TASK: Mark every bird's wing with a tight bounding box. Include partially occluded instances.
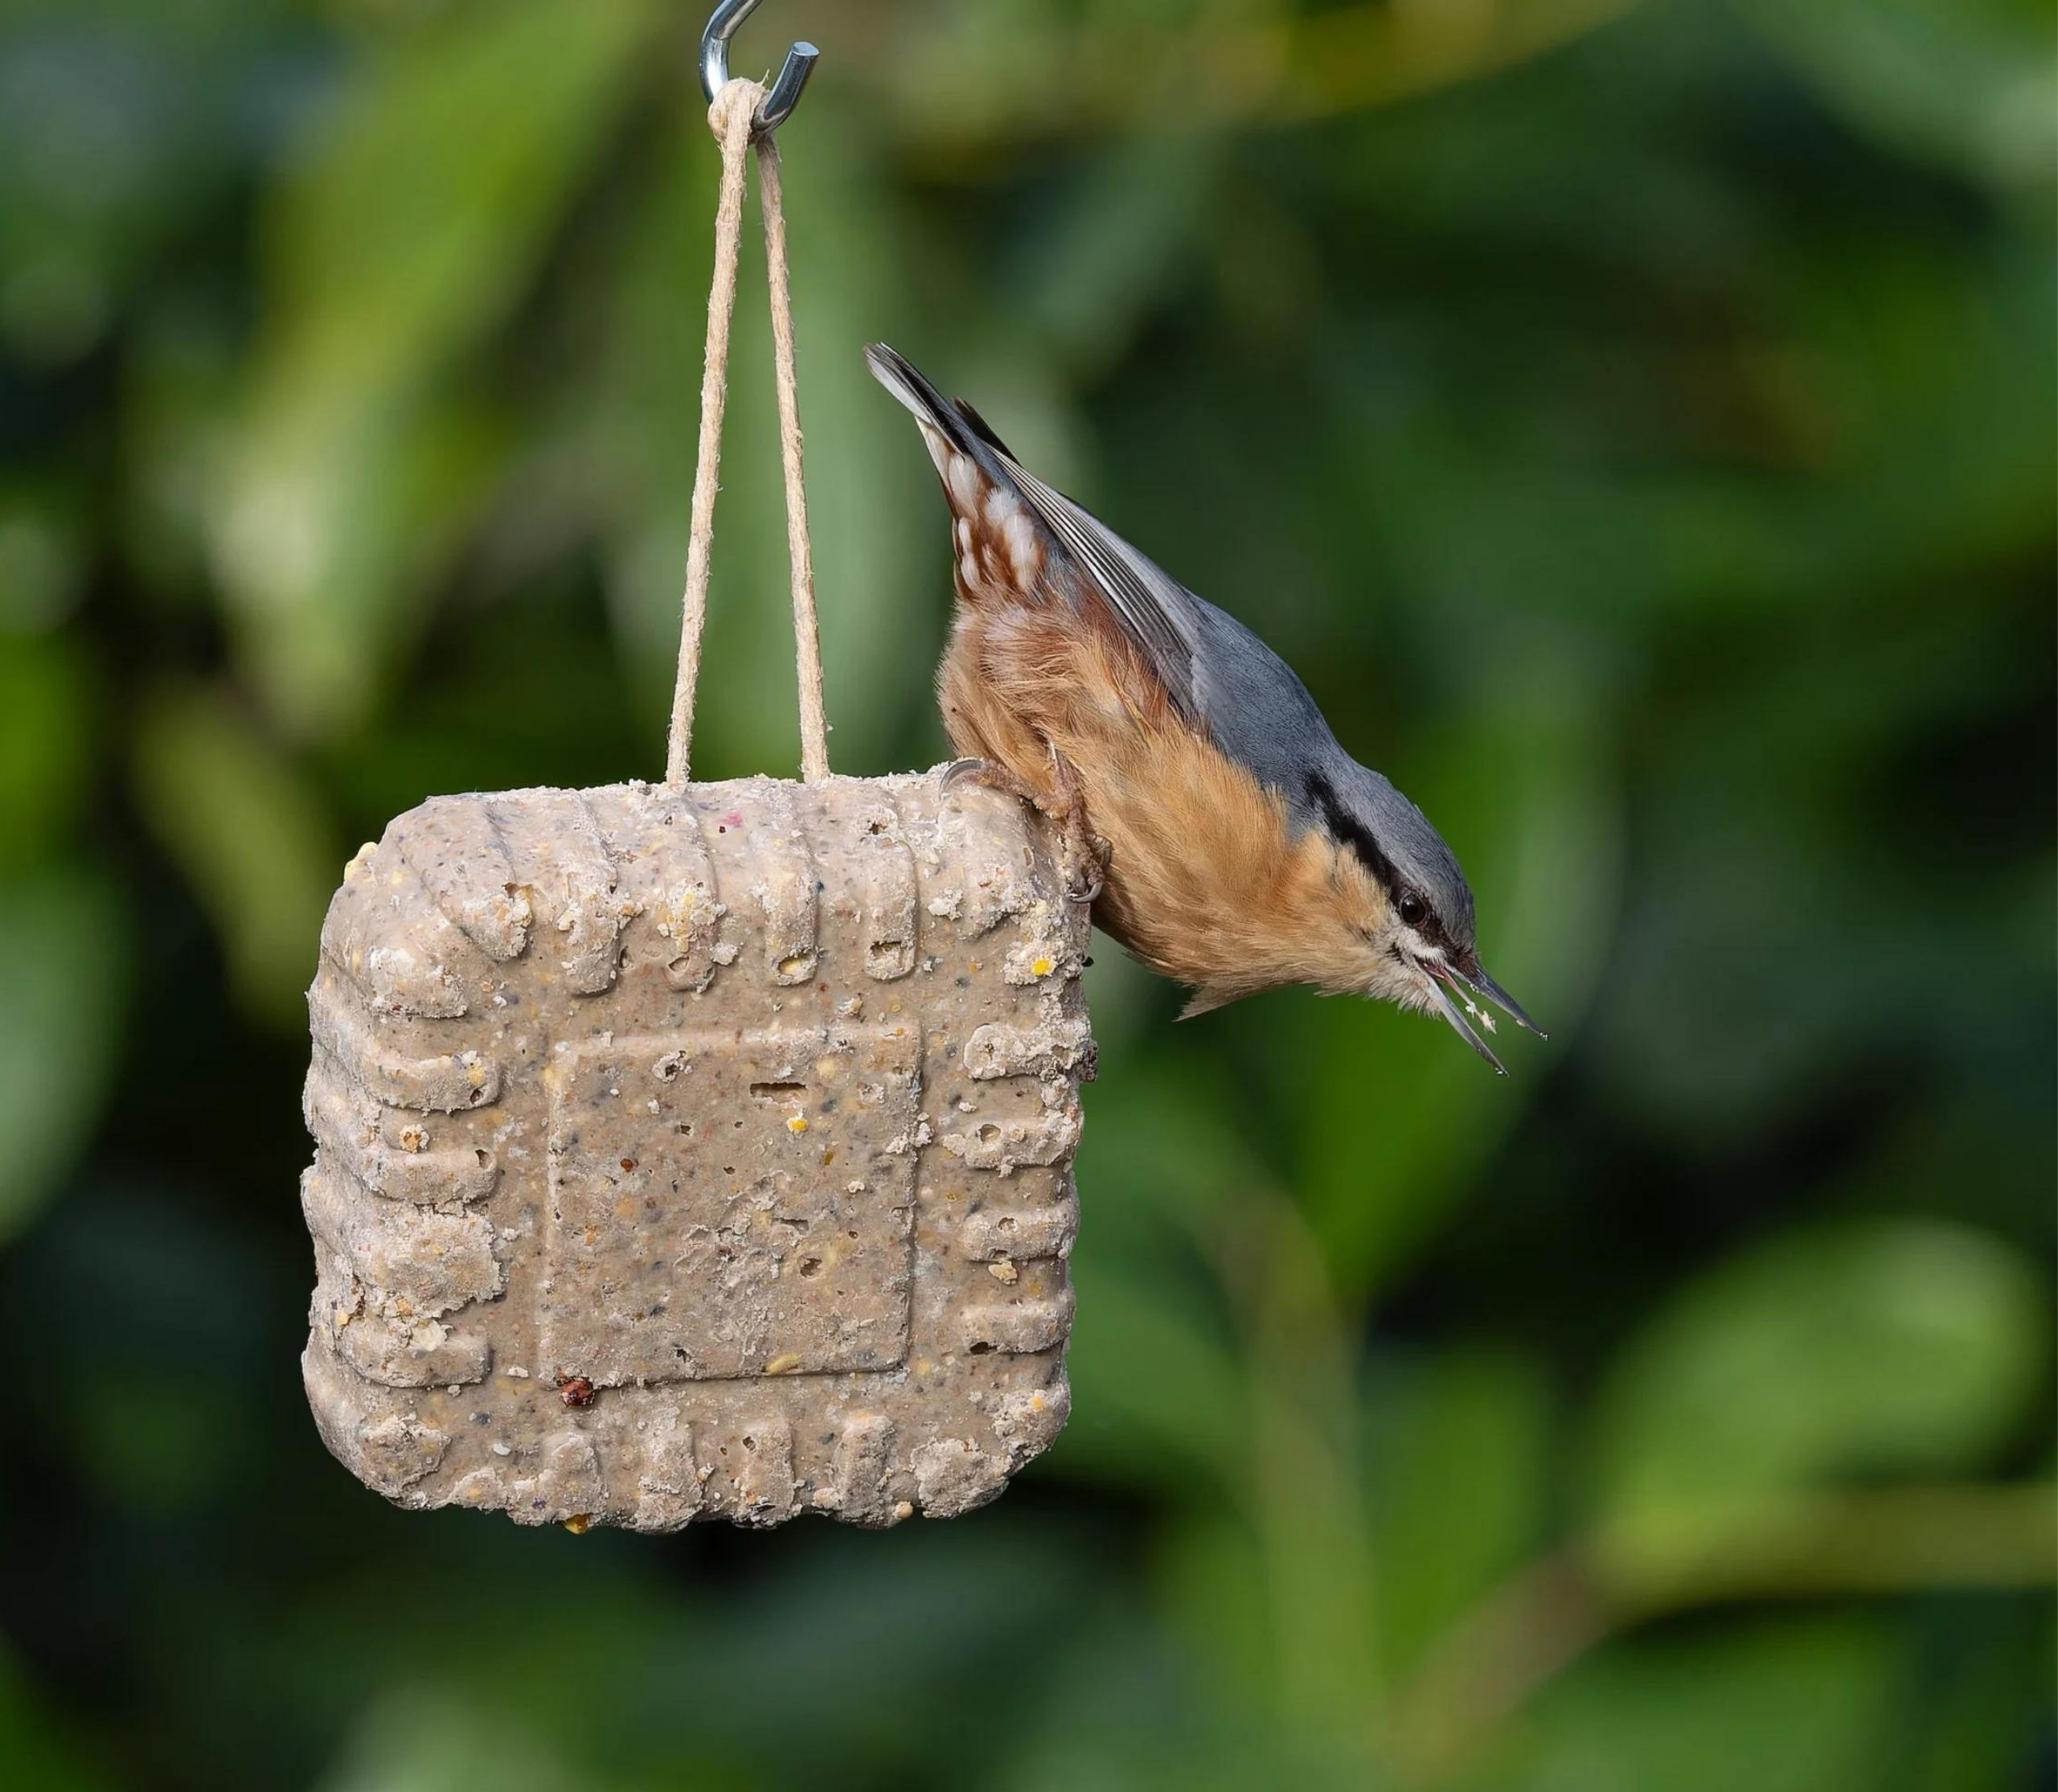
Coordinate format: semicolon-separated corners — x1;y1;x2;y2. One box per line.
867;345;1204;721
987;451;1204;724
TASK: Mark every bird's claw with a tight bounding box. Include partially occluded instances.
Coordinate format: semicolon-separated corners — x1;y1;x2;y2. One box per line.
941;756;1040;806
1068;830;1111;904
1043;746;1108;907
941;752;1105;906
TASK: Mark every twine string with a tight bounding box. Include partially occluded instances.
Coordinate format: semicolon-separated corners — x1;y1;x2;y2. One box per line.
665;78;830;786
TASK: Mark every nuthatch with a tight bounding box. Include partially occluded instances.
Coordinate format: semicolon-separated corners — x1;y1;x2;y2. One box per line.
867;345;1542;1072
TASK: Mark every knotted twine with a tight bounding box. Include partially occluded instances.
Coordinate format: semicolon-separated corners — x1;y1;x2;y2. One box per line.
665;77;829;787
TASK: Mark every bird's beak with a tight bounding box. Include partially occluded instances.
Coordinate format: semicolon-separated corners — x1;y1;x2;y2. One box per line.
1423;969;1506;1074
1419;957;1547;1075
1457;962;1546;1040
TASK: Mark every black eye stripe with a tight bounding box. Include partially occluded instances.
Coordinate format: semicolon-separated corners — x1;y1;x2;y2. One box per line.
1306;770;1451;943
1306;771;1408;902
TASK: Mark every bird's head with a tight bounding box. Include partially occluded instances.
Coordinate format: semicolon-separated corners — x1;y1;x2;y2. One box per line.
1305;763;1543;1073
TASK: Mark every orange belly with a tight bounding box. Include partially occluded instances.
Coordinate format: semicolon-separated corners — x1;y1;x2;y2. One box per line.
936;602;1384;1007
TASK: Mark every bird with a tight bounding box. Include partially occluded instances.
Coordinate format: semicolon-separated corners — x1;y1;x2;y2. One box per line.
865;343;1540;1072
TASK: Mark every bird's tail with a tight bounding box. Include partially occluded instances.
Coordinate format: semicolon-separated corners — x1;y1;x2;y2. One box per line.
863;342;1018;479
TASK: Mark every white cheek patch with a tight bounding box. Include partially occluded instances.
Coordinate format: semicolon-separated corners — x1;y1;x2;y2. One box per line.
1397;978;1440;1018
1365;933;1469;1024
1363;951;1433;1015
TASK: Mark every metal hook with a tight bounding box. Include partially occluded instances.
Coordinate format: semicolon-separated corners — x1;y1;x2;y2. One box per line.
700;0;818;140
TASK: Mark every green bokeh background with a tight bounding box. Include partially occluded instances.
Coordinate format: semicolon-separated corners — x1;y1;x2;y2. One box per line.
1;1;2052;1787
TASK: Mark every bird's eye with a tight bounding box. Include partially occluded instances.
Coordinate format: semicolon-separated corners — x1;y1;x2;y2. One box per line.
1398;892;1427;928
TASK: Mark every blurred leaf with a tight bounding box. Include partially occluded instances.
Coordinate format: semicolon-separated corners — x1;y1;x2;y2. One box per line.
1240;1214;1385;1745
1013;131;1223;375
0;867;125;1241
1295;670;1622;1295
1063;1253;1250;1494
69;1371;241;1516
212;0;659;736
129;679;338;1026
1058;1060;1261;1493
0;5;264;370
1366;1351;1553;1679
1071;1058;1384;1741
1322;128;2054;642
886;0;1643;153
0;483;87;631
120;289;240;608
1586;1220;2048;1581
1893;1603;2056;1792
1156;1509;1281;1729
1497;1615;1900;1792
280;1522;1108;1790
0;1645;112;1792
1736;0;2056;191
318;1688;599;1792
0;629;91;871
996;1585;1370;1792
21;1183;278;1536
1593;814;2055;1142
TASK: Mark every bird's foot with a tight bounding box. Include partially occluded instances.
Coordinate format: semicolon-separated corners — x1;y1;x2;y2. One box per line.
1045;745;1108;905
941;754;1106;905
940;757;1041;806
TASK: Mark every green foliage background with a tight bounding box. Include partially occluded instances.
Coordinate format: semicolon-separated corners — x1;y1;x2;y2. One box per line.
0;1;2051;1786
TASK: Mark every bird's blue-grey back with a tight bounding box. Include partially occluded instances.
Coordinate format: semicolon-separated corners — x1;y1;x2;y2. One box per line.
1188;600;1474;944
865;342;1475;942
